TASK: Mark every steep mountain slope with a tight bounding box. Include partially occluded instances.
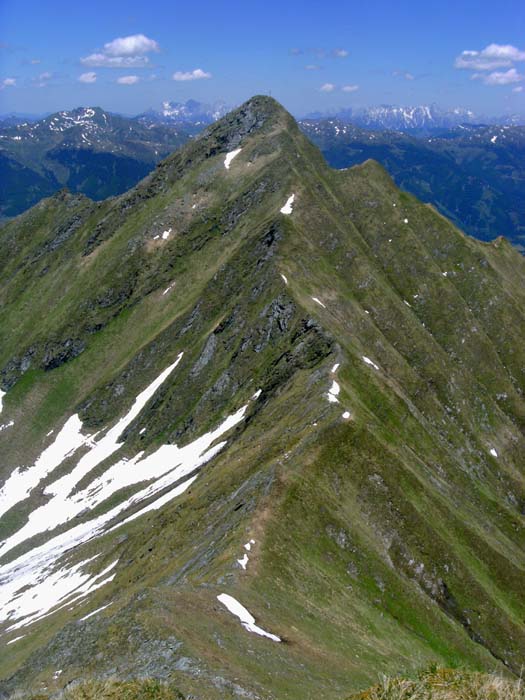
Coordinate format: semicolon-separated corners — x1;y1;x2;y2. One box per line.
0;108;197;218
1;97;525;700
300;119;525;249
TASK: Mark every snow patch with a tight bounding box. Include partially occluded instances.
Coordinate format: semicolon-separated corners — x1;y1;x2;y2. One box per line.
217;594;280;642
0;420;14;432
0;354;185;542
252;389;262;400
312;297;326;309
0;390;5;414
362;356;380;371
403;218;409;224
79;602;113;621
224;148;241;170
2;556;118;632
280;273;288;285
331;363;340;373
0;414;91;520
342;411;351;419
280;194;295;215
162;228;172;240
489;448;498;458
0;355;251;631
327;380;340;404
237;553;249;570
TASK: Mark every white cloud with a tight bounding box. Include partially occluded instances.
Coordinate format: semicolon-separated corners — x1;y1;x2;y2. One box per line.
305;64;321;70
513;85;524;93
81;53;150;68
117;75;140;85
483;43;525;61
78;72;96;84
473;68;524;85
455;43;525;71
30;59;40;65
333;48;349;58
103;34;159;57
320;82;335;92
172;68;211;81
342;84;359;92
80;33;159;69
1;77;16;89
34;71;52;87
456;52;509;71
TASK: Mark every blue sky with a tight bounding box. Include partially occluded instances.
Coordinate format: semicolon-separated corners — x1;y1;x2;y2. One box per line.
0;0;524;117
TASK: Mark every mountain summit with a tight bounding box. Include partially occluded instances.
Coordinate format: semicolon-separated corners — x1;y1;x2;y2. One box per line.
1;96;525;699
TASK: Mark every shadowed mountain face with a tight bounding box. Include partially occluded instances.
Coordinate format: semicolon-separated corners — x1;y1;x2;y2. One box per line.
1;96;525;700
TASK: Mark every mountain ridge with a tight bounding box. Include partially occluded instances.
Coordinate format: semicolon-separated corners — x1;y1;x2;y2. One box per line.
1;95;525;699
300;118;525;249
3;101;525;253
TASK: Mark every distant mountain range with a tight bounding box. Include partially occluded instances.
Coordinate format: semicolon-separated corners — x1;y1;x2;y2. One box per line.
299;119;525;250
136;99;231;126
0;107;198;218
303;104;525;133
0;112;50;128
3;100;524;132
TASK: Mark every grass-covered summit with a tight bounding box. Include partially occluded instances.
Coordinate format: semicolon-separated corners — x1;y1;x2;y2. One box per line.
0;96;525;699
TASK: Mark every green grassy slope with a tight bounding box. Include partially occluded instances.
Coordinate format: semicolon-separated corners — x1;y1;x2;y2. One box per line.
300;120;525;249
1;97;524;699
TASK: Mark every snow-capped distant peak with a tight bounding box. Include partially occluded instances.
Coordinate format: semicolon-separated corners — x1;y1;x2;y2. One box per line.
302;103;491;132
156;99;230;124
